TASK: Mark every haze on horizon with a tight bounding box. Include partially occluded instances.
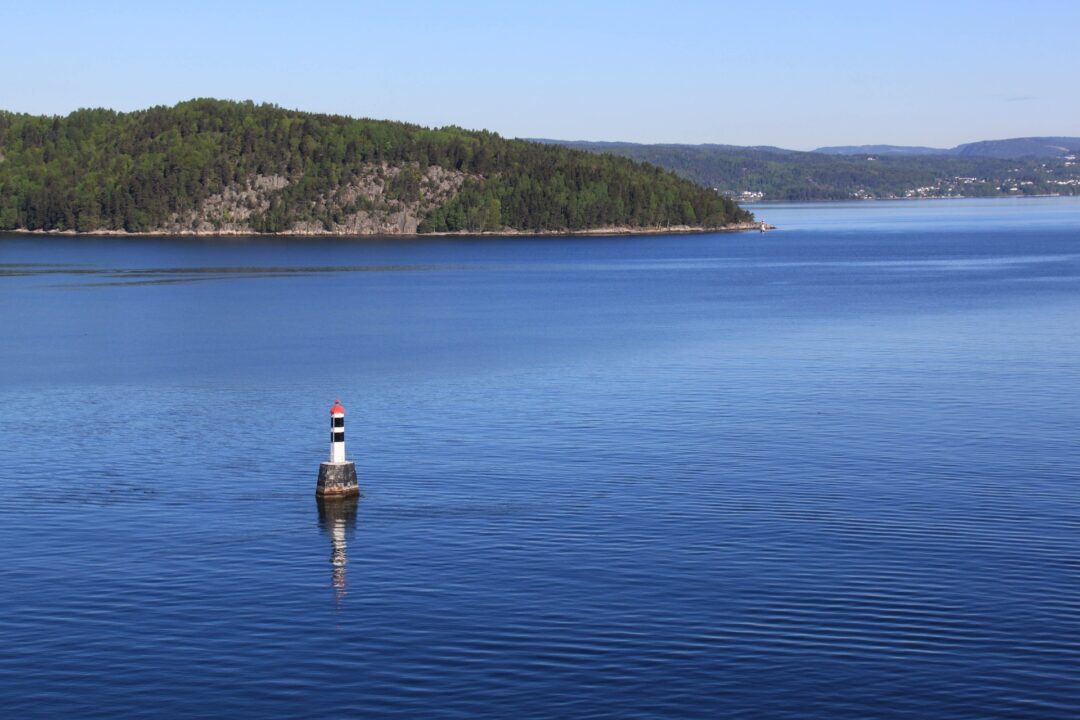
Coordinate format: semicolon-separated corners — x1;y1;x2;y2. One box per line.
4;0;1078;151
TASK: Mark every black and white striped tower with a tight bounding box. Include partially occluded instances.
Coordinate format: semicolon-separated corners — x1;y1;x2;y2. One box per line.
316;399;359;497
330;399;346;463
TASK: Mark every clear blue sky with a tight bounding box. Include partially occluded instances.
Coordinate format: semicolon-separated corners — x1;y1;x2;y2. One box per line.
4;0;1078;149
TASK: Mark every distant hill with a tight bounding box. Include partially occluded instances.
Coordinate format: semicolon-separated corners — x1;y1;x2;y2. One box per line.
0;99;752;235
548;140;1080;202
816;137;1080;159
815;145;949;156
953;137;1080;159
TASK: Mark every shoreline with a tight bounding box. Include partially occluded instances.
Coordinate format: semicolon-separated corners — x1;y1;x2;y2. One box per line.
745;193;1077;204
2;221;775;239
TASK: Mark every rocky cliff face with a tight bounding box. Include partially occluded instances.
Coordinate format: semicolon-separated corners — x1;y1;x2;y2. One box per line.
160;163;470;235
291;164;469;235
163;174;287;234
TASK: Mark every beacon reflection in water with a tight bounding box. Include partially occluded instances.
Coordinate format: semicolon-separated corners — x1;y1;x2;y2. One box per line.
316;495;359;604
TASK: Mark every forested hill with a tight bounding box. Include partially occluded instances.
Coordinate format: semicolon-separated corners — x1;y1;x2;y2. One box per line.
0;99;751;235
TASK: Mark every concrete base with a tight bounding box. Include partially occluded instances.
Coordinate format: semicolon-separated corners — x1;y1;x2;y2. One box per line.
316;461;359;497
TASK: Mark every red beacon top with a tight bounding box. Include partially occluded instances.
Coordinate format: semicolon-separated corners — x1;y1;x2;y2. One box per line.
330;400;345;415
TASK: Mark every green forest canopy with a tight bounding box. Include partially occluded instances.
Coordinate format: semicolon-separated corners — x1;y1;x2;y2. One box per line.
0;99;752;233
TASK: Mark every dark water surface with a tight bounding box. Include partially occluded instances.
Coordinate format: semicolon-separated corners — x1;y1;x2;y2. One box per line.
3;197;1080;718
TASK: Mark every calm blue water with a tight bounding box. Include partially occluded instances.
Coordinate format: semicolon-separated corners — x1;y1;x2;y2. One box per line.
3;197;1080;718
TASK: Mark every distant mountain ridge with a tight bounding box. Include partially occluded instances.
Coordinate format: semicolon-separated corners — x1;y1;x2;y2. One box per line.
953;137;1080;158
815;145;949;156
544;137;1080;202
816;137;1080;159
